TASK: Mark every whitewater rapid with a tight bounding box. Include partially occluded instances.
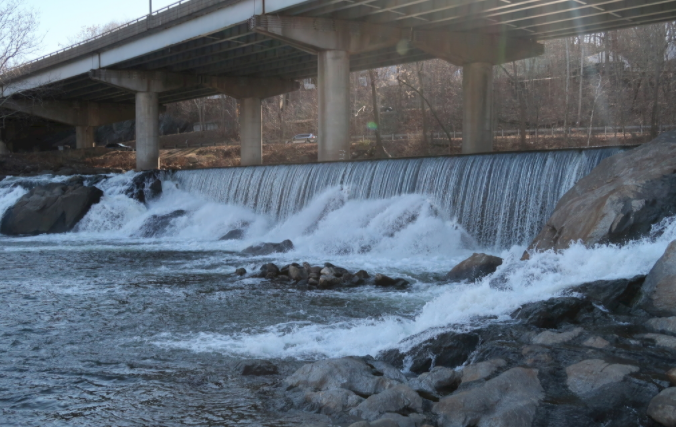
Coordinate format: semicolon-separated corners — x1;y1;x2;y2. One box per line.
0;151;668;362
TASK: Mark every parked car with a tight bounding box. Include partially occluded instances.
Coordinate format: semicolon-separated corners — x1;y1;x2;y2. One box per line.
105;142;134;151
287;133;317;143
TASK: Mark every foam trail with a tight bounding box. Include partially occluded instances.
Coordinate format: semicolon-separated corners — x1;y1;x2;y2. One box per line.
152;217;676;360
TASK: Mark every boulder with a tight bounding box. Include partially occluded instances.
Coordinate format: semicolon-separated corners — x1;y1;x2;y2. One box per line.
565;359;639;396
445;253;503;282
289;265;309;281
512;297;594;329
637;240;676;316
460;359;507;384
572;276;645;314
646;317;676;336
378;331;479;374
526;131;676;254
284;357;398;397
243;239;294;256
531;327;583;346
648;387;676;427
349;384;423;421
582;336;610;349
235;268;247;276
374;274;410;288
433;367;544;427
1;183;103;235
125;170;162;204
219;229;245;240
408;366;460;399
304;388;364;415
239;360;279;376
136;210;187;237
638;333;676;351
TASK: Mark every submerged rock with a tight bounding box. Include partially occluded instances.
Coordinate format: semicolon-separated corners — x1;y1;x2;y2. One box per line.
374;274;410;288
125;170;162;204
637;240;676;316
243;239;294;255
219;228;245;240
136;210;187;237
1;182;102;235
445;253;503;282
526;131;676;255
433;367;544;427
239;360;279;376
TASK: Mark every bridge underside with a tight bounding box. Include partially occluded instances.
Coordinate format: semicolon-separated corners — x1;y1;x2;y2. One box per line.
4;0;676;168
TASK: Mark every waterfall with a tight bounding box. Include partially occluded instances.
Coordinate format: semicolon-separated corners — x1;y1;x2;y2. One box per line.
170;148;621;248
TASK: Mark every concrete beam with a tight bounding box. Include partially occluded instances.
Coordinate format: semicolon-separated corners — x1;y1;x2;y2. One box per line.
250;15;405;54
89;69;200;93
412;31;544;66
1;99;135;126
203;76;299;100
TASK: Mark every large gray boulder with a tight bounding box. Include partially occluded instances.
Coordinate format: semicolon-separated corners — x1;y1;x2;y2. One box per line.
445;253;503;282
637;240;676;316
1;183;103;235
433;367;544;427
349;384;423;421
648;387;676;427
526;131;676;254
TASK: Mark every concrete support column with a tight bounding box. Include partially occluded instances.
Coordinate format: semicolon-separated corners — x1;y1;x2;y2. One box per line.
135;92;160;170
318;50;350;162
462;62;494;154
239;97;262;166
75;126;95;149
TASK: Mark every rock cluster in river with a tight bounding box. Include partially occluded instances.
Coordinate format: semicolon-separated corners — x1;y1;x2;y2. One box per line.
241;261;410;290
0;179;103;235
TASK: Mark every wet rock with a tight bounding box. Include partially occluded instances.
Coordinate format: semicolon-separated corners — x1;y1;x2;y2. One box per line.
243;239;294;256
638;240;676;316
284;357;397;397
136;210;187;237
532;327;583;346
460;359;507;384
582;336;610;349
219;229;245;240
349;384;423;421
408;367;460;399
240;360;279;376
0;182;103;235
259;263;280;278
356;270;370;279
374;274;409;288
445;253;503;282
433;367;544;427
304;389;364;415
525;131;676;255
512;297;594;329
374;413;426;427
638;333;676;351
378;331;479;374
648;387;676;427
125;170;162;204
289;265;309;281
572;276;645;314
667;368;676;385
318;274;342;289
367;360;409;384
646;317;676;335
565;359;639;396
235;268;247;276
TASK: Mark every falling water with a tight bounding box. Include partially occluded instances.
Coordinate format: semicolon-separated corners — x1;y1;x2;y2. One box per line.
171;148;621;247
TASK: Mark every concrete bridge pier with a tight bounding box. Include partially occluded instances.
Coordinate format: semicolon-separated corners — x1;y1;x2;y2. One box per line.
75;126;95;149
462;62;494;154
135;92;160;170
203;75;299;166
318;50;350;161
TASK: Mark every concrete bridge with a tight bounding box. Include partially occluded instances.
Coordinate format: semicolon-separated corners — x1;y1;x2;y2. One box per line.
2;0;675;169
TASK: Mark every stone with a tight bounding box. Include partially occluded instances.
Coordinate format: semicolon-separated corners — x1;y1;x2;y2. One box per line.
667;368;676;386
374;274;409;288
512;297;593;329
460;359;507;383
648;387;676;427
240;360;279;376
433;367;544;427
242;239;294;256
348;423;371;427
375;413;426;427
531;327;583;346
289;265;309;281
260;263;280;278
356;270;370;279
136;210;187;237
445;253;503;282
349;384;423;421
408;366;460;399
284;357;397;397
318;274;342;289
582;336;610;349
304;388;364;415
565;359;639;396
638;241;676;316
0;183;103;235
367;360;409;384
572;276;645;314
219;229;245;240
235;268;247;276
646;317;676;335
638;333;676;351
125;170;162;204
378;331;479;374
526;131;676;254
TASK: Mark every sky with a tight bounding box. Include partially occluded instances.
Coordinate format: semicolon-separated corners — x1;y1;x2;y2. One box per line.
23;0;178;60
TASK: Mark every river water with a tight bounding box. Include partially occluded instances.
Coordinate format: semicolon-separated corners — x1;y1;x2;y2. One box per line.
1;149;674;426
